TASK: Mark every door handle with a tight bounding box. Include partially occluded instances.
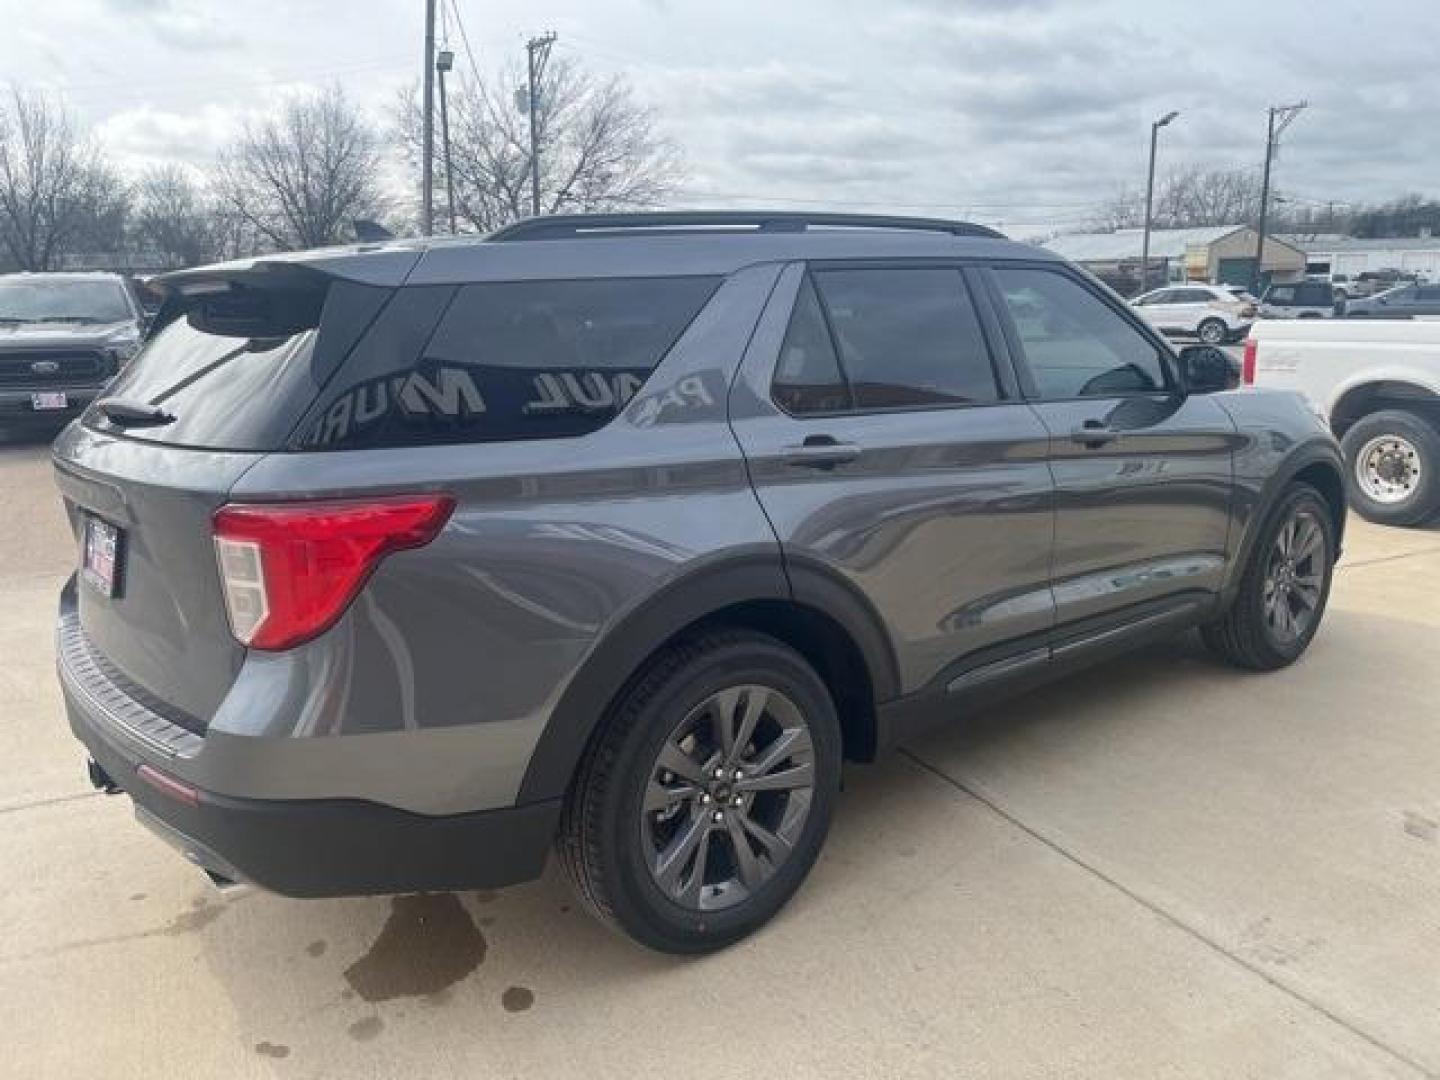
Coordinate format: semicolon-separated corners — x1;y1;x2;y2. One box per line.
782;434;861;468
1070;420;1118;448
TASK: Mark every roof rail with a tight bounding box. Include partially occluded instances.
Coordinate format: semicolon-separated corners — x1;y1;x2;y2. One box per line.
488;211;1004;242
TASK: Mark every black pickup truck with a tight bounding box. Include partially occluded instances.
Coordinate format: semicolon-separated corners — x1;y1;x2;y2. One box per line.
0;273;145;429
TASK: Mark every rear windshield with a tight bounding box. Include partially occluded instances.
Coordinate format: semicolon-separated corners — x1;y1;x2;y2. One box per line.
86;280;391;451
0;278;131;324
292;276;719;450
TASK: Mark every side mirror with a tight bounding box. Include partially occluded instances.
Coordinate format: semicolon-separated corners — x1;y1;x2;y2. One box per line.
1178;345;1238;394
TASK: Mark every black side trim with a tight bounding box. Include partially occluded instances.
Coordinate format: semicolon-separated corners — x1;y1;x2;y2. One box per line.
878;594;1210;749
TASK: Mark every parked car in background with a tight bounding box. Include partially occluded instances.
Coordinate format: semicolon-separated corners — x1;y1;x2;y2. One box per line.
0;273;145;428
1349;269;1417;299
1259;280;1339;319
1343;282;1440;319
55;211;1344;953
1245;318;1440;525
1330;273;1353;301
1131;283;1255;343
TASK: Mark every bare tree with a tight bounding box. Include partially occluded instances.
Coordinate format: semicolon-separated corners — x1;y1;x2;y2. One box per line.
1088;184;1147;232
0;87;127;271
396;54;682;233
133;164;217;268
213;86;386;251
1154;166;1263;229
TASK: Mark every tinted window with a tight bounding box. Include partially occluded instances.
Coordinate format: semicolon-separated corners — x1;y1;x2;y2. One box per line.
1138;290;1173;306
994;267;1169;399
812;268;998;409
295;276;718;449
91;280;392;451
1266;285;1297;304
1295;283;1332;304
773;276;849;414
1172;289;1213;304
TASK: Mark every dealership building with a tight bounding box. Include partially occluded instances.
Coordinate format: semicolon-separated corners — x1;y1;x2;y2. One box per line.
1044;225;1306;294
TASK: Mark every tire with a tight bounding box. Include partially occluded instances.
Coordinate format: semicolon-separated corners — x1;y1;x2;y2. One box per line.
1202;483;1336;671
1197;317;1227;345
557;629;842;953
1339;410;1440;526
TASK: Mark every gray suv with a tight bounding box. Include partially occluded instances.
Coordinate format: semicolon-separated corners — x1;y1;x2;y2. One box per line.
55;212;1346;952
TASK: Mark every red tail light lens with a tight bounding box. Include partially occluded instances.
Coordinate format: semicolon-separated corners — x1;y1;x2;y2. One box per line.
213;495;454;650
1242;337;1258;385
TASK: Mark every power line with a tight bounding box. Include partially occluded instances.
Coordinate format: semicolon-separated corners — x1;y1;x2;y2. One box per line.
447;0;485;91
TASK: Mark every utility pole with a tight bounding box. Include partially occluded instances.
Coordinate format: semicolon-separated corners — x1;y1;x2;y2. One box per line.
421;0;437;235
1252;101;1308;294
1140;110;1179;297
525;32;557;218
437;47;456;233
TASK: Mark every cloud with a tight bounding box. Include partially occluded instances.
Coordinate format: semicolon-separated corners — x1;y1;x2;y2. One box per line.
100;0;243;50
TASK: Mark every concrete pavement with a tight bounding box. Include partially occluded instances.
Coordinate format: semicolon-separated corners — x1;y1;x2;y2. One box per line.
1;432;1437;1078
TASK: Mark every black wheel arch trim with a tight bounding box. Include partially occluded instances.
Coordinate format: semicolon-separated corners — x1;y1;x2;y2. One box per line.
1223;439;1345;602
515;550;899;805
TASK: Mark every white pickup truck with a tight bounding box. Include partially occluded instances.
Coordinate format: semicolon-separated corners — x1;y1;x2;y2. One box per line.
1245;319;1440;526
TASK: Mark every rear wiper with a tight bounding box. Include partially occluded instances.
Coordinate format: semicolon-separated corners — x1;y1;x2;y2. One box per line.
96;397;175;427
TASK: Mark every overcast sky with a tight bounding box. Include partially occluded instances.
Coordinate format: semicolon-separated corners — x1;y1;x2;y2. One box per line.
3;0;1437;236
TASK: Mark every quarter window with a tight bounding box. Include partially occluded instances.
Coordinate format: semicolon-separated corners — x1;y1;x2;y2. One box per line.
994;267;1170;399
295;276;719;449
810;268;1000;409
773;276;850;414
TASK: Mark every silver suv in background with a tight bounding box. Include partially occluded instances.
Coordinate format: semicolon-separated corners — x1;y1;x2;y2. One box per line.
0;273;145;428
55;212;1345;953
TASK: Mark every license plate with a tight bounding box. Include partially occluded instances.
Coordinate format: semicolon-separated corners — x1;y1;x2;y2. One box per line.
31;391;68;411
82;516;123;598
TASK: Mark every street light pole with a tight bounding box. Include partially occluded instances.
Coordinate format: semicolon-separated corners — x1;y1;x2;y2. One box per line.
421;0;437;236
1252;101;1308;294
1140;110;1179;297
525;32;556;218
437;48;456;233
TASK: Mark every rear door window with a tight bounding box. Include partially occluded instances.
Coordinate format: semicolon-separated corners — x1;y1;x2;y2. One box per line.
809;267;1000;409
295;276;719;450
1171;288;1213;304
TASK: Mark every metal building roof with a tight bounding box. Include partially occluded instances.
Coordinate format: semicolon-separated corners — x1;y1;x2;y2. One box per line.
1043;225;1247;263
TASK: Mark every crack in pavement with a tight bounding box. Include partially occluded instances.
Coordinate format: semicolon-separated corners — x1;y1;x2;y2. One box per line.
0;790;99;816
897;747;1437;1080
1337;545;1440;572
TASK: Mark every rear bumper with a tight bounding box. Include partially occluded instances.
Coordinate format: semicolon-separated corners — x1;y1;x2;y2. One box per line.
58;579;560;897
75;717;559;897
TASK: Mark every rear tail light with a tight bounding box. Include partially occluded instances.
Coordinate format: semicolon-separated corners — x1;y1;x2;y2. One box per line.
213;495;454;650
1242;337;1258;385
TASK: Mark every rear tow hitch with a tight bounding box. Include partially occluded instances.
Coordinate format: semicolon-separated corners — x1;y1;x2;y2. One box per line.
87;757;122;795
